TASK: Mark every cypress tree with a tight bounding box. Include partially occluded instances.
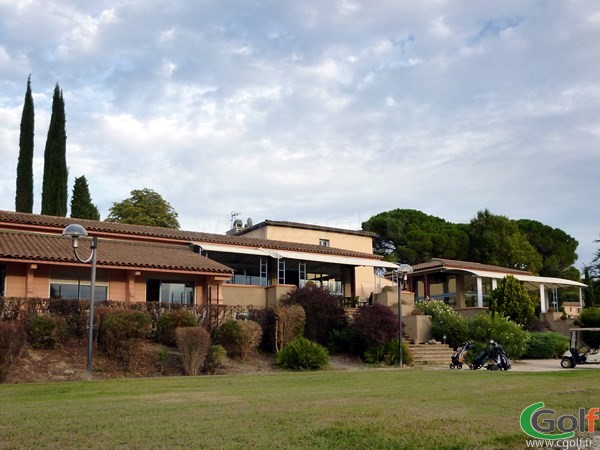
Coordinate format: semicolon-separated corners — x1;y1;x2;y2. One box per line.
70;175;100;220
15;75;35;213
41;83;68;216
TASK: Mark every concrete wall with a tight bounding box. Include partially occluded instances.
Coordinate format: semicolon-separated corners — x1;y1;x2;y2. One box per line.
222;284;266;307
541;312;575;336
241;226;374;254
404;315;432;344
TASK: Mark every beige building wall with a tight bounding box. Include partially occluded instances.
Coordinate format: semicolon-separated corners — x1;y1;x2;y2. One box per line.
222;285;266;307
241;226;374;254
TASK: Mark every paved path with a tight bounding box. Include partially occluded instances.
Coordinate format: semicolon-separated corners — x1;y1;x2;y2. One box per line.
511;359;600;371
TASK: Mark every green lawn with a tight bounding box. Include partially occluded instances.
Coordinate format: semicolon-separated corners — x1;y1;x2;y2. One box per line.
0;368;598;449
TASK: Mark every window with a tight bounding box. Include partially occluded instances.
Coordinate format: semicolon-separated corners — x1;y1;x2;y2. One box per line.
146;280;194;304
50;283;108;301
319;239;330;247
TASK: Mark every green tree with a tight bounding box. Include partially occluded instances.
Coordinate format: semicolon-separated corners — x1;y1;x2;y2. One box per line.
15;75;35;213
70;176;100;220
106;188;180;229
41;83;68;217
468;210;542;273
517;219;578;278
488;275;535;326
361;209;470;264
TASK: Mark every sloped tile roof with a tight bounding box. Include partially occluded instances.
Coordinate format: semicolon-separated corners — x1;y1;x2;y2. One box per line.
411;258;532;275
0;210;381;260
0;230;233;274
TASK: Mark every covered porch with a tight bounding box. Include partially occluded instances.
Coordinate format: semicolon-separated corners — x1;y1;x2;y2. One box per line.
408;258;586;314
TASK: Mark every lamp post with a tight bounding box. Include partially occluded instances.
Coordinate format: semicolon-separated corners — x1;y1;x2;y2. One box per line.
62;224;97;376
397;263;413;368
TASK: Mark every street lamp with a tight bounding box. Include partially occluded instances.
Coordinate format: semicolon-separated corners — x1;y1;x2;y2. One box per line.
62;224;98;377
397;263;413;368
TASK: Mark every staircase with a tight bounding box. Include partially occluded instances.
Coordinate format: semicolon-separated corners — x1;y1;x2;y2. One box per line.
408;343;454;366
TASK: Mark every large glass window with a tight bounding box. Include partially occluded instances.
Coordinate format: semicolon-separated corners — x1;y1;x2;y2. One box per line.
146;280;194;304
50;283;108;301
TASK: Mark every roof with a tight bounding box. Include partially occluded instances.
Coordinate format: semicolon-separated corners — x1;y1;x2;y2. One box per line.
410;258;586;290
231;219;378;238
0;210;381;261
411;258;532;276
0;230;233;275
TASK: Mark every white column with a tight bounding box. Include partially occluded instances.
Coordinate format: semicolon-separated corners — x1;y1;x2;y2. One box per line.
491;279;498;290
477;277;483;308
579;288;583;310
539;283;547;313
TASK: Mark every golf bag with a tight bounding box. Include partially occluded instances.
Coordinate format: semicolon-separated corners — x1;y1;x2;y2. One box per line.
470;341;512;371
449;341;474;369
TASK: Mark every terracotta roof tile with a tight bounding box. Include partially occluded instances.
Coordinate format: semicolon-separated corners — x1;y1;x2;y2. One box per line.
0;230;233;274
0;210;381;260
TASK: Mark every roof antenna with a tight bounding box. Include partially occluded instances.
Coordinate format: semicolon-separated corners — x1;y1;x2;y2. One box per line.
230;211;240;228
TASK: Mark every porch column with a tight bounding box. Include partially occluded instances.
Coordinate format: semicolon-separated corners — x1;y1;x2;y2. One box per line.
125;270;139;304
579;288;583;310
539;283;547;313
455;275;466;308
476;277;483;308
26;264;37;298
491;279;498;290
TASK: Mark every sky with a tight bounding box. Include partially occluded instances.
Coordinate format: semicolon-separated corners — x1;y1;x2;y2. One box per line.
0;0;599;269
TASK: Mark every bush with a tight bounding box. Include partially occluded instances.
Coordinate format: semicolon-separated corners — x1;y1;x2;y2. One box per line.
204;345;227;374
238;321;262;360
419;300;468;349
176;327;211;376
364;339;413;366
276;336;329;370
214;320;244;357
48;298;87;337
579;307;600;348
280;286;347;346
100;309;152;356
466;314;530;359
273;304;305;352
156;309;197;346
524;332;569;359
350;304;398;362
26;315;64;349
0;322;26;382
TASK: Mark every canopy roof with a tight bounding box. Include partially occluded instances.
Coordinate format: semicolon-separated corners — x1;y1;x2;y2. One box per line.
194;242;399;269
411;258;586;290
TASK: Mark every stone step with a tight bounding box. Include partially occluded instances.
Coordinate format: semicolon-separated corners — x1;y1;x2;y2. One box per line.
408;344;455;365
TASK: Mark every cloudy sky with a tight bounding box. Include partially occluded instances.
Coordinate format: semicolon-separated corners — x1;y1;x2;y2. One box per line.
0;0;599;268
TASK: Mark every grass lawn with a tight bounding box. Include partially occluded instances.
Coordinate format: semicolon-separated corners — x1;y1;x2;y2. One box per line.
0;368;598;449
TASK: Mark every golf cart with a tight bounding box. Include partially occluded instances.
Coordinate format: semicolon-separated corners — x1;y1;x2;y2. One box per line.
560;328;600;369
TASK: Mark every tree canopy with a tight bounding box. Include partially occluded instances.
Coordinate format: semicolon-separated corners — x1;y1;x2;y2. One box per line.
468;209;542;273
105;188;180;229
361;209;469;265
15;75;34;213
41;83;68;217
70;176;100;221
361;208;579;277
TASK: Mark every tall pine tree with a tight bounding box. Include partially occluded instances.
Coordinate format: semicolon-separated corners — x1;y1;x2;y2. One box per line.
15;75;35;213
70;175;100;220
41;83;68;216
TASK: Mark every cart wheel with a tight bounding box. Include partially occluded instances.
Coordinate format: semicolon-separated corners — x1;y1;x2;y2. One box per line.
560;358;574;369
449;363;455;370
456;363;463;369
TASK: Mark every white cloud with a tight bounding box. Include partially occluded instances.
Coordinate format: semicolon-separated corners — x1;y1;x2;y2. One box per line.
0;0;598;267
